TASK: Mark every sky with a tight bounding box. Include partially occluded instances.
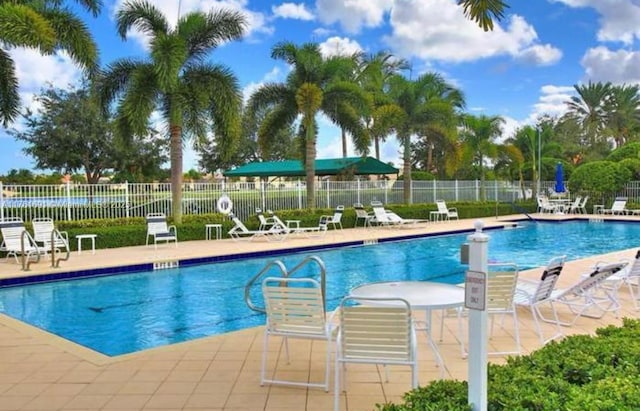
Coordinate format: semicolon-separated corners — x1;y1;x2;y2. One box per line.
1;0;640;175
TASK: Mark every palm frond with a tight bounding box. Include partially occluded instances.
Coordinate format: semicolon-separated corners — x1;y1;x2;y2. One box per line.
41;8;99;73
0;48;20;126
150;33;187;91
457;0;508;31
116;0;169;40
178;8;246;61
246;83;295;117
257;106;298;157
0;3;56;50
117;64;158;136
97;58;147;111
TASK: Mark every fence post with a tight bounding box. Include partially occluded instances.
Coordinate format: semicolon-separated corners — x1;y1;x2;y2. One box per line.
494;180;498;201
125;181;130;219
0;181;4;221
455;180;459;202
433;179;437;202
475;180;479;201
357;178;361;204
297;179;302;210
326;180;330;208
261;180;266;211
384;181;388;204
66;181;71;221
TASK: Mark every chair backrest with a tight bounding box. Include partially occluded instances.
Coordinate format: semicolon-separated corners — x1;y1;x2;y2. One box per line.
531;256;566;303
626;250;640;281
332;205;344;222
32;218;55;244
354;203;369;218
611;197;627;211
0;218;28;250
569;196;581;209
262;277;326;337
436;200;448;213
229;214;250;233
559;261;628;298
487;263;519;311
371;203;390;223
338;296;413;362
580;196;589;207
255;208;271;228
146;213;169;235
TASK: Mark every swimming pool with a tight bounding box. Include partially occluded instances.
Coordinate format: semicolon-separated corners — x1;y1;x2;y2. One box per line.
0;220;638;356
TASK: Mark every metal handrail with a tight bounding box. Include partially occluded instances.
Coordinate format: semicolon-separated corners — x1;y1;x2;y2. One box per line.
20;230;40;271
244;256;327;313
50;229;70;268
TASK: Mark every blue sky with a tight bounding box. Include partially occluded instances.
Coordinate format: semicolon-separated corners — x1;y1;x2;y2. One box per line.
2;0;640;174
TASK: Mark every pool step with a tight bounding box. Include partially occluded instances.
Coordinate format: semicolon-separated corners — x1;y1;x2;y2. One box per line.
153;260;180;270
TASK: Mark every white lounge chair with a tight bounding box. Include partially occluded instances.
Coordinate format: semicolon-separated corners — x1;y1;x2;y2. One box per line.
228;214;287;242
536;195;557;214
334;296;417;411
370;201;427;227
255;208;280;231
431;200;459;221
261;277;335;392
544;261;628;327
566;196;582;214
514;256;566;343
601;197;628;215
0;218;44;264
32;217;69;254
268;212;328;238
145;213;178;249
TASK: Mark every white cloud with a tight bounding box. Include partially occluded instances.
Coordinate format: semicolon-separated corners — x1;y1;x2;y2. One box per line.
318;37;363;57
272;3;314;20
112;0;271;49
523;85;574;124
550;0;640;44
384;0;560;65
315;0;393;33
312;27;334;38
516;44;563;66
242;66;285;102
580;46;640;85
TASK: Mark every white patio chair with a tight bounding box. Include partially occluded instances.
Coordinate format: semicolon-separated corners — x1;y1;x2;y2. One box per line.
536;195;556;214
433;200;458;221
320;205;344;231
353;203;374;227
0;218;44;264
145;213;178;249
578;195;589;214
514;255;566;343
228;214;287;242
255;208;278;231
601;197;628;215
261;277;335;392
334;296;417;411
567;196;582;214
32;217;69;254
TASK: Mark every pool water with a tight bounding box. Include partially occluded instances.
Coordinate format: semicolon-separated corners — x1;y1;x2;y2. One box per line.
0;220;638;356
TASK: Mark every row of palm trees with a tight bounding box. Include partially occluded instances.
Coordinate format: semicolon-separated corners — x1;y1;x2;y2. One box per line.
0;0;526;223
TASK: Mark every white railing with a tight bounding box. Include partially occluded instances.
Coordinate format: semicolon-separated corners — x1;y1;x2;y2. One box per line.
1;179;637;223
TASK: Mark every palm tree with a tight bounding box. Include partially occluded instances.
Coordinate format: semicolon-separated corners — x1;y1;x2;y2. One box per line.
98;0;246;223
460;114;504;200
357;51;409;160
607;84;640;147
388;73;464;203
565;81;612;146
246;42;369;208
0;0;101;126
458;0;508;31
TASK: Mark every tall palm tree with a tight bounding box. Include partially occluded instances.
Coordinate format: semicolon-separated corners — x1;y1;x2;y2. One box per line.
357;51;409;160
99;0;246;223
460;114;504;200
246;41;369;208
0;0;101;126
458;0;508;31
388;73;464;203
565;81;612;146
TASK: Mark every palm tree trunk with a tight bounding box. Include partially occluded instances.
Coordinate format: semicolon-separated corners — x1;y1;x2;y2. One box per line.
374;137;381;160
170;124;183;223
426;143;434;172
402;134;411;204
341;129;347;157
305;123;316;208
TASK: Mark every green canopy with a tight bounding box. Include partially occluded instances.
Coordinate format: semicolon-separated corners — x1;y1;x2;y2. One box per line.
223;157;398;178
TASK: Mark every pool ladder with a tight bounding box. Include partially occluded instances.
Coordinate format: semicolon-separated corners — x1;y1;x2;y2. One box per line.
20;229;70;271
244;255;326;313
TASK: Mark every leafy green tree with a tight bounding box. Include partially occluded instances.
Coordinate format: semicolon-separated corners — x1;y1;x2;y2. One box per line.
0;0;101;126
568;161;630;200
98;0;246;222
246;41;369;207
1;168;35;184
110;135;168;183
10;83;117;183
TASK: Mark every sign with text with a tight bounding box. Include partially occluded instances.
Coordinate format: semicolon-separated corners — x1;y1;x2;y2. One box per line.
465;270;487;311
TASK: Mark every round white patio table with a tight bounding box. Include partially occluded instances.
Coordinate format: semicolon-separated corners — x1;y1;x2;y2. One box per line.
349;281;465;377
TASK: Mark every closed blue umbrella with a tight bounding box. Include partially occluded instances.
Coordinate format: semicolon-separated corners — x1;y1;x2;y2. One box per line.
554;162;565;193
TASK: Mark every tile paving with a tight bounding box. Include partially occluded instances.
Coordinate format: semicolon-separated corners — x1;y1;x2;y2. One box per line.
0;213;638;410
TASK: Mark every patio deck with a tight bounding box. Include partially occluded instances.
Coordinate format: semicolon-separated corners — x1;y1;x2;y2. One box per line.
0;213;638;410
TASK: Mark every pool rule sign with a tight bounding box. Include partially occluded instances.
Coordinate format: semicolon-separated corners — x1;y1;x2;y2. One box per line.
465;270;487;311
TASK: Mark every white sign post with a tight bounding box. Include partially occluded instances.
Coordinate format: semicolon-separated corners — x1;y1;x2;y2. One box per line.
467;220;489;411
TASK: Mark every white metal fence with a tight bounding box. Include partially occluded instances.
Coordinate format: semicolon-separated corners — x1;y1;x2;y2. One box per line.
2;179;640;223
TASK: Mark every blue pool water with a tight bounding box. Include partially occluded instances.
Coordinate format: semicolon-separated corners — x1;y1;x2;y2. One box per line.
0;220;638;356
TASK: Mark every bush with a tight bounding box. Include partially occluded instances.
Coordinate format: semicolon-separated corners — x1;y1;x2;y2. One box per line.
378;318;640;411
567;161;631;197
607;142;640;162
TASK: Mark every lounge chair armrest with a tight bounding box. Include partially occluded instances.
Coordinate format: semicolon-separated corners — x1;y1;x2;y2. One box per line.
168;225;177;235
59;231;69;242
449;207;458;212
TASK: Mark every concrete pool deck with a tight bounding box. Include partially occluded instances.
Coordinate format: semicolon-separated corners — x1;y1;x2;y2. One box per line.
0;213;638;410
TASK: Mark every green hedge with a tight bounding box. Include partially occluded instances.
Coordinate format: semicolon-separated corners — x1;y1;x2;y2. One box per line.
11;201;536;251
378;318;640;411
